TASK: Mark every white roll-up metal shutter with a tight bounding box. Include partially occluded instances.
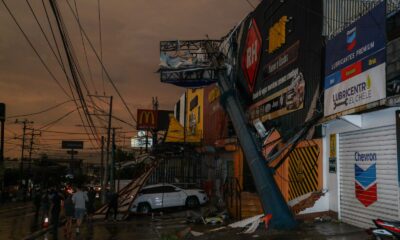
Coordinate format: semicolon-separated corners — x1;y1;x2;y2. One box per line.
339;125;400;229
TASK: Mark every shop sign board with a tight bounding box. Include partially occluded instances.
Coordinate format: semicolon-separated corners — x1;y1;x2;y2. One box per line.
137;109;157;130
324;2;386;116
242;18;262;93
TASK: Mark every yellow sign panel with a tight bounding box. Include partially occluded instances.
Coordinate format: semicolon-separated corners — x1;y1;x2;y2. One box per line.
330;134;336;158
268;16;287;53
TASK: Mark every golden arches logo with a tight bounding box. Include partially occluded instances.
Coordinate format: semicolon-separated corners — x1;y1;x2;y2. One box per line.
137;109;157;129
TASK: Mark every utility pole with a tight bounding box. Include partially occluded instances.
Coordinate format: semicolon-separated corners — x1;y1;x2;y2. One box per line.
15;119;33;181
100;136;105;203
110;127;116;193
85;94;113;202
0;103;5;163
152;97;159;148
27;128;41;174
105;96;113;196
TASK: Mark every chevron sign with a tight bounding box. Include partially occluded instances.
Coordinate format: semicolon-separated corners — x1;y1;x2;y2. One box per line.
354;152;377;207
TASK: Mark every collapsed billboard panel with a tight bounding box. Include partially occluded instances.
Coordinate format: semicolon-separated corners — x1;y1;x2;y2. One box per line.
237;0;323;138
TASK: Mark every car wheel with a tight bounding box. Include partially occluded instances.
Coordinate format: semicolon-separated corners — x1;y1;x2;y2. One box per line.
137;203;151;214
186;196;200;209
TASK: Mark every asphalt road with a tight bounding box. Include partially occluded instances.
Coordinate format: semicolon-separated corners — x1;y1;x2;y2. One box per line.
0;203;372;240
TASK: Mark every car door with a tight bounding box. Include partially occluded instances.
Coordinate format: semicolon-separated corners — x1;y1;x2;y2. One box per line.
162;186;182;207
145;186;164;209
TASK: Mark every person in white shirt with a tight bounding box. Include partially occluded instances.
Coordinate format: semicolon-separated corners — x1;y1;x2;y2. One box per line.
72;186;88;234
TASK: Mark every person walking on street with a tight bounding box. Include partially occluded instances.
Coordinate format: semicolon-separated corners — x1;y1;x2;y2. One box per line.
63;193;74;238
72;186;88;234
50;188;63;239
105;191;119;221
39;189;50;225
33;189;41;218
86;187;96;222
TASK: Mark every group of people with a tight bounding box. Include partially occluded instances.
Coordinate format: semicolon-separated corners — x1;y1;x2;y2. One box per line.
33;186;97;238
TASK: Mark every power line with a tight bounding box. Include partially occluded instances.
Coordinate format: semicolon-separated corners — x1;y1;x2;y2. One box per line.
25;0;67;76
38;107;79;130
65;0;138;124
245;0;255;9
40;0;91;143
98;0;105;95
73;0;97;94
36;129;94;135
49;0;100;149
7;100;74;119
1;0;71;99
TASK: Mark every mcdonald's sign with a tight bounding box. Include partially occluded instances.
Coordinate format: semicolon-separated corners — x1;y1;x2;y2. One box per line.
137;109;157;130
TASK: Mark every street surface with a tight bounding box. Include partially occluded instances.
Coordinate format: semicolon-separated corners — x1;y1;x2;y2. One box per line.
0;204;372;240
0;202;38;239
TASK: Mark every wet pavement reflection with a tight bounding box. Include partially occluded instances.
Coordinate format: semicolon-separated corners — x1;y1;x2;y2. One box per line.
0;204;371;240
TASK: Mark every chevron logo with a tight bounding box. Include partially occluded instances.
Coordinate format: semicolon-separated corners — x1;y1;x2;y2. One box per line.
354;163;377;207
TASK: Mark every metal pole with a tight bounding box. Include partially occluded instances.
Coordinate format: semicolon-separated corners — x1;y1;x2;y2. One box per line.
145;130;149;153
0;120;4;163
103;96;112;200
21;122;26;176
28;130;34;173
110;128;116;192
100;136;105;203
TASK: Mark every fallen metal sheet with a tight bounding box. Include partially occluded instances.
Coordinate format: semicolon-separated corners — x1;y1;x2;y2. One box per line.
94;163;157;220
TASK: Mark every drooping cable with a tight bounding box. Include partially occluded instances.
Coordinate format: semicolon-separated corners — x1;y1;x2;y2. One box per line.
7;100;74;119
73;0;97;94
1;0;71;99
65;0;137;124
49;0;100;148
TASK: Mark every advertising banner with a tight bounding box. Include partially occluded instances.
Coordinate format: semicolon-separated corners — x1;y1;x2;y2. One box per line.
249;68;305;122
324;1;386;116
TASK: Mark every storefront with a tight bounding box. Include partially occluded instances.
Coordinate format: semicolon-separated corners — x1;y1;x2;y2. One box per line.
323;107;400;228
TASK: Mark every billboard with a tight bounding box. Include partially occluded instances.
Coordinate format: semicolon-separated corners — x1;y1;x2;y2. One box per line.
62;141;83;149
238;0;322;138
324;2;386;116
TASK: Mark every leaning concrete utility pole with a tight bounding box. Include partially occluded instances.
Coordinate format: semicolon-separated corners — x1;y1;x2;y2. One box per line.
218;70;297;229
159;38;297;229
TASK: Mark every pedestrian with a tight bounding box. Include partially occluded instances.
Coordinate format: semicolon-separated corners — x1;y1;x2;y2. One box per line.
86;187;96;222
33;189;41;217
39;189;50;225
72;186;88;234
50;188;63;239
63;193;74;238
105;191;119;221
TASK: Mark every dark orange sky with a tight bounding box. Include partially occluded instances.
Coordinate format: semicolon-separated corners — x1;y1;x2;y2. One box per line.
0;0;255;160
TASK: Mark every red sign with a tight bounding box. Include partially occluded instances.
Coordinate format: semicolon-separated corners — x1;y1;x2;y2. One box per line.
137;109;157;130
242;19;262;93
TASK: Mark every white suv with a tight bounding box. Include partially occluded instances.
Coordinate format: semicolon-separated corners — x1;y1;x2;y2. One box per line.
130;183;208;214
